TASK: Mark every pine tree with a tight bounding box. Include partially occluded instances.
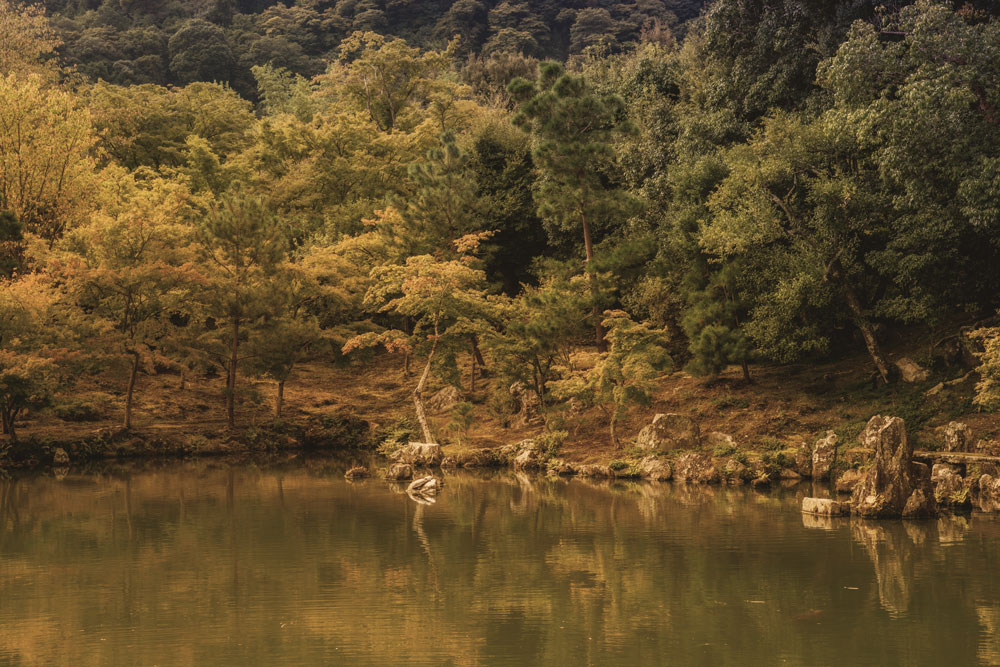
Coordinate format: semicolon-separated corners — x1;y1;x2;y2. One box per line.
509;61;639;352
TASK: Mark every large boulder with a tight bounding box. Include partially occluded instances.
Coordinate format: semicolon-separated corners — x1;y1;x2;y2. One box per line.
426;386;462;414
934;421;970;452
673;452;719;484
895;357;930;383
812;431;838;481
392;442;443;466
635;414;700;453
802;497;849;517
509;381;543;427
639;457;672;481
385;463;413;481
851;416;937;518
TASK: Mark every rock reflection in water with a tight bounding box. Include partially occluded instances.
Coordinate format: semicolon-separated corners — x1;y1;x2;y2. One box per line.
0;461;998;666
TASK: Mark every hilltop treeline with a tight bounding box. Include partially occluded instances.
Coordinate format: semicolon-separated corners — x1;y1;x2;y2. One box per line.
2;0;1000;447
40;0;706;97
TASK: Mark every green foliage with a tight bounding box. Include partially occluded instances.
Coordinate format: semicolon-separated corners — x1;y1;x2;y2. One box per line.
53;394;108;422
973;326;1000;411
534;429;567;457
447;400;475;445
551;310;672;447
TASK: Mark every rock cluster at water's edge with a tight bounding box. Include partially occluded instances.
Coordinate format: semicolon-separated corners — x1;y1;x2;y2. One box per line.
851;416;936;518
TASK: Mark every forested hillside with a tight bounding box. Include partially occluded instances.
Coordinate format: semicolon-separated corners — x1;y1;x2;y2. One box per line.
40;0;706;97
2;0;1000;452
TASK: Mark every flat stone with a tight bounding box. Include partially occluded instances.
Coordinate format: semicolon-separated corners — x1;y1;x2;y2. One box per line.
801;497;849;516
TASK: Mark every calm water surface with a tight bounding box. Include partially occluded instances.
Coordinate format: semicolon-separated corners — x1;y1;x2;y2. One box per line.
1;457;999;666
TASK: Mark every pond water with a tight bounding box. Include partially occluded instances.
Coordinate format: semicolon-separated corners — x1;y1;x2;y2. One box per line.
1;457;1000;666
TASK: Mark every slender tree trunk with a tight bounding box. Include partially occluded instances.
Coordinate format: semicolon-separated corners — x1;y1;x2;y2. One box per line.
828;259;891;384
470;335;487;376
741;358;752;384
470;343;476;394
413;321;439;444
275;380;284;419
610;409;620;449
581;210;607;352
124;350;140;430
227;317;239;429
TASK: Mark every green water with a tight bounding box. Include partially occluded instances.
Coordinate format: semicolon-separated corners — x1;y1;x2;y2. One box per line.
1;458;999;666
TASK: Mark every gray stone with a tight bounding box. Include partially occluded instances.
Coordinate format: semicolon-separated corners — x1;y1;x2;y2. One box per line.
385;463;413;481
812;430;838;481
52;448;69;466
673;452;719;484
513;447;541;471
802;497;849;516
851;416;937;518
932;463;970;508
934;421;970;452
895;357;930;383
639;457;672;481
635;413;700;453
407;475;443;496
392;442;443;466
426;386;462;414
835;468;865;494
509;381;543;427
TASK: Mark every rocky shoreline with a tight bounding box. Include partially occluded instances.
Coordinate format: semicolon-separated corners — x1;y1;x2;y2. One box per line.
361;412;1000;518
8;406;1000;519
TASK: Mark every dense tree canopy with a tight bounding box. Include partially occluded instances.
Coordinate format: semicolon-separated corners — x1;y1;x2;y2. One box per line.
3;0;1000;440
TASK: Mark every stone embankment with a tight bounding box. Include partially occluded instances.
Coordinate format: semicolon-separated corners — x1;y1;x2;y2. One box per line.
378;412;1000;519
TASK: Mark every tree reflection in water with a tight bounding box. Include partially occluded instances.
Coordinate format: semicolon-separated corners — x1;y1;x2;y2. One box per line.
0;461;998;665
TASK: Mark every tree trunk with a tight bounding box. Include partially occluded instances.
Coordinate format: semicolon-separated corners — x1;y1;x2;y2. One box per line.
469;343;476;394
828;259;891;384
610;409;620;449
470;335;488;376
275;380;284;419
124;350;140;430
581;210;607;352
741;358;752;384
413;322;439;444
227;317;239;429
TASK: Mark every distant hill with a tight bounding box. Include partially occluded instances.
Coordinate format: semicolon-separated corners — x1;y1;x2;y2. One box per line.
38;0;710;97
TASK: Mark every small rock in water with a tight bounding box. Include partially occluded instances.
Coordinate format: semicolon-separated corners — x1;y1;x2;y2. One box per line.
407;475;444;496
52;448;70;466
345;466;369;479
801;497;849;516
